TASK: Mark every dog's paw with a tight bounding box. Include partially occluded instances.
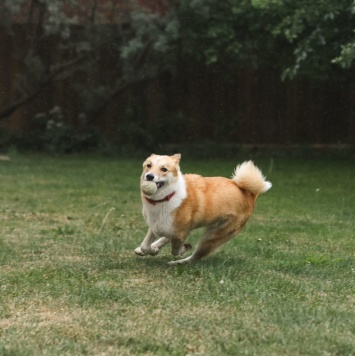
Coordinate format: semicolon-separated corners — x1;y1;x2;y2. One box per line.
136;245;159;256
134;247;146;256
148;246;160;256
168;256;193;265
183;243;192;253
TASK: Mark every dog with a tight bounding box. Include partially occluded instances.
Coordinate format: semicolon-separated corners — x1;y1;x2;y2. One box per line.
134;154;272;265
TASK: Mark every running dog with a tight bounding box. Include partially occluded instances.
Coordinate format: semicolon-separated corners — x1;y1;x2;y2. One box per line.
134;154;271;264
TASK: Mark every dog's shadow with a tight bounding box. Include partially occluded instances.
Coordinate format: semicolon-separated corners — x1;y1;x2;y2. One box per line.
134;253;247;272
94;249;247;276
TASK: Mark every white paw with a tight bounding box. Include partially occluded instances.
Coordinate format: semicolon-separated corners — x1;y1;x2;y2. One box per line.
149;246;160;256
134;247;146;256
168;256;192;265
138;245;159;256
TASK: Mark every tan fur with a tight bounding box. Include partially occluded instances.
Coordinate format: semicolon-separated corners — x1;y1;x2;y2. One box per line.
134;154;271;264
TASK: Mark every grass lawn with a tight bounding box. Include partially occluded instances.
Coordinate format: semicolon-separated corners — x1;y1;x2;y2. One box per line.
0;153;354;355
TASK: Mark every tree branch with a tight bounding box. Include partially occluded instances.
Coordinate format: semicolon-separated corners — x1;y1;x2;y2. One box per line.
0;88;43;120
0;55;88;121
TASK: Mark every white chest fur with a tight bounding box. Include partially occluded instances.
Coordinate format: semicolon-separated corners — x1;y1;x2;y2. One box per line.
142;173;187;237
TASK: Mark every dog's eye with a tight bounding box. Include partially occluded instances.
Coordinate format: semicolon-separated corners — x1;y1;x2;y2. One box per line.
161;167;168;172
147;164;152;168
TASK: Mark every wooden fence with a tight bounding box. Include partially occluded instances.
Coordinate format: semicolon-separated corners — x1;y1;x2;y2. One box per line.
0;31;354;145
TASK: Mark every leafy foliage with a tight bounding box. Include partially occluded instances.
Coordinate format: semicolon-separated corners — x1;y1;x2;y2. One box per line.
0;0;179;122
14;106;99;153
175;0;355;80
0;0;354;151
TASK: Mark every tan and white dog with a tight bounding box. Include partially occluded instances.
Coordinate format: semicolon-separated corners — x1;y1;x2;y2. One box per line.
134;154;272;265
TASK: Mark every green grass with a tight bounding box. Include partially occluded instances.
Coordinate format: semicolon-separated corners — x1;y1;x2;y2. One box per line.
0;153;354;355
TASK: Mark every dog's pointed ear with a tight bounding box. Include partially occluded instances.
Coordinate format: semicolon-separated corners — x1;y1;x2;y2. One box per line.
171;153;181;163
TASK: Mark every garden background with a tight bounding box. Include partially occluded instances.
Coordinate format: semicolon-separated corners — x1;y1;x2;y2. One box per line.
0;0;354;154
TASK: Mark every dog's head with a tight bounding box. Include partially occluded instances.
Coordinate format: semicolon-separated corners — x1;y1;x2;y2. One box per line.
141;153;181;192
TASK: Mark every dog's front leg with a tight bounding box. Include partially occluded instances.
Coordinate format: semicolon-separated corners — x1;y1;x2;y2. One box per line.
134;228;159;256
151;236;170;253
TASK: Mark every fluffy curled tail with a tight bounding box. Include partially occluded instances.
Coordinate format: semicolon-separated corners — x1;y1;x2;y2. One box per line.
232;161;272;195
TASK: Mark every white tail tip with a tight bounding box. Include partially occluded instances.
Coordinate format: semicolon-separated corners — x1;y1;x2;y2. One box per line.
232;160;272;195
262;181;272;193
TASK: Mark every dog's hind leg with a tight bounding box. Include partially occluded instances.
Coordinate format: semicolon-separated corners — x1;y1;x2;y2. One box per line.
170;237;192;257
169;222;243;265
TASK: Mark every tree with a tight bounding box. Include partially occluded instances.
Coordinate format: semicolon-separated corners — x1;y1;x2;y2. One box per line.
175;0;355;80
0;0;353;129
0;0;177;121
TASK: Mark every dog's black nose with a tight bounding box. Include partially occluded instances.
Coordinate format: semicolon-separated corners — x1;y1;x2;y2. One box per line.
146;173;154;181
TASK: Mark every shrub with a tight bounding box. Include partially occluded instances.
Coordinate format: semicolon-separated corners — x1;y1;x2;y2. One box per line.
12;106;100;153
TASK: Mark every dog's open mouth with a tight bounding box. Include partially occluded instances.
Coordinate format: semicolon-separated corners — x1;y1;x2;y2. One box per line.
156;181;165;189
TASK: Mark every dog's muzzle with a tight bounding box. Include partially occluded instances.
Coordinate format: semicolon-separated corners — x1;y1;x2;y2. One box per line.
145;173;165;189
